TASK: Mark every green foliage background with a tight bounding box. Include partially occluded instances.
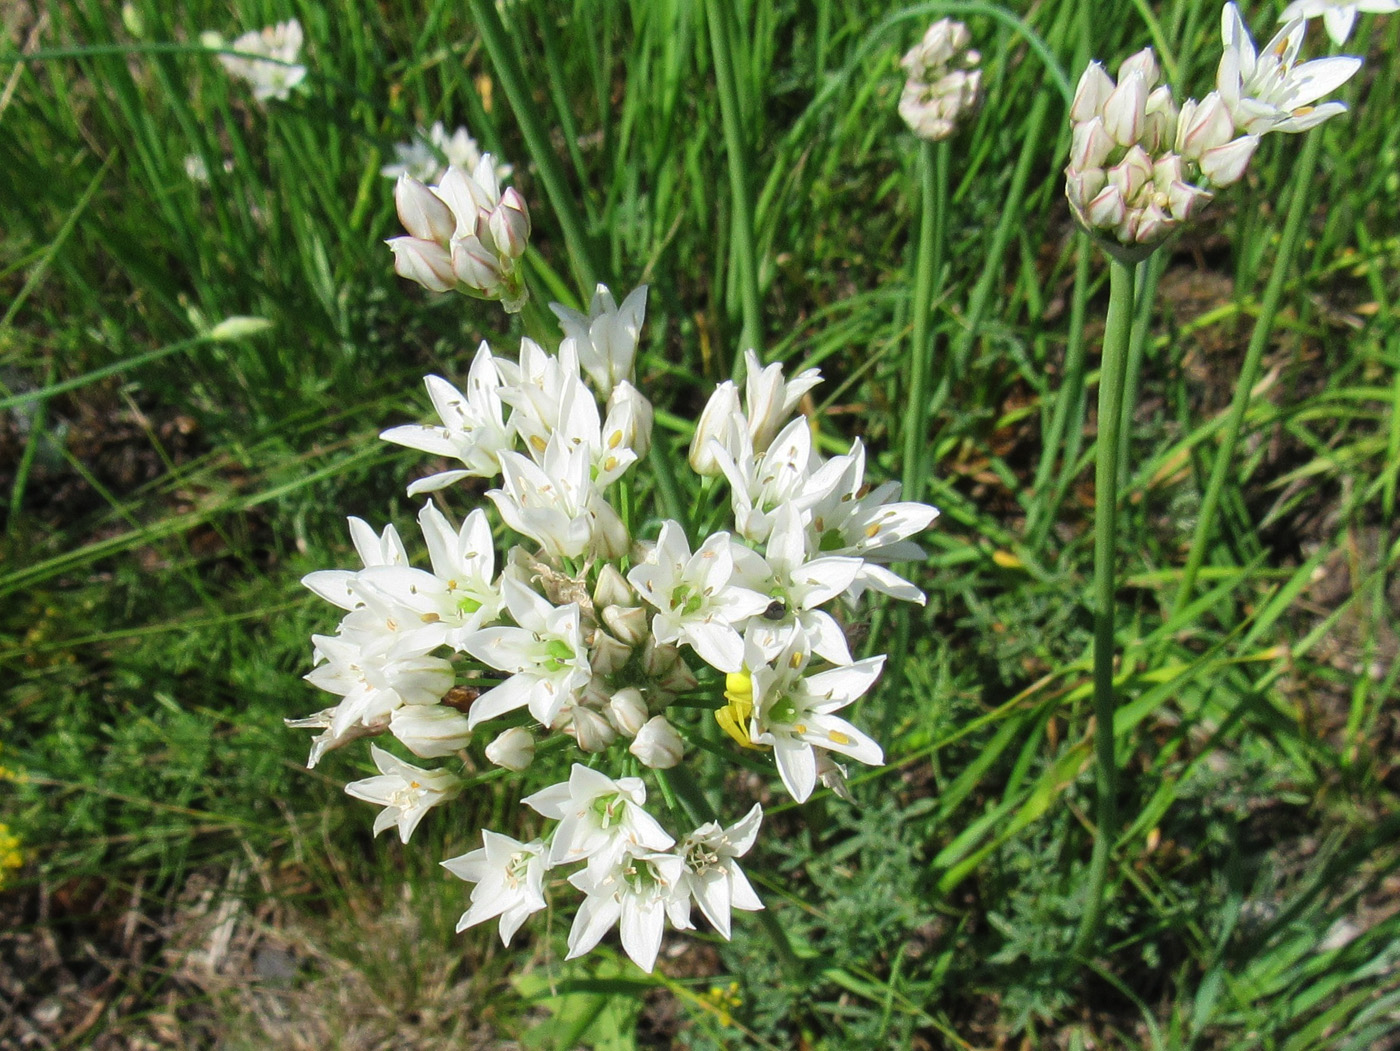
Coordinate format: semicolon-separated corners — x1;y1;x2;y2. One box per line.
2;0;1398;1046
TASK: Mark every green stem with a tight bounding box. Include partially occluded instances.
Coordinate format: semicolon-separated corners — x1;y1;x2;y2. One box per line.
1027;233;1092;551
1171;130;1323;618
901;139;948;506
1117;254;1163;490
932;92;1050;419
466;0;601;292
703;0;763;361
1072;253;1138;960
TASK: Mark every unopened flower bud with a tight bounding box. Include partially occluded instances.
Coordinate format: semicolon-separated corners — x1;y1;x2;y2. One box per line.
387;237;457;293
485;726;535;771
589;502;631;561
608;687;649;737
601;603;649;647
604;381;654;459
816;753;854;802
594;564;635;610
568;706;617;753
630;715;685;769
590;630;632;676
395;175;455;244
1070;62;1114;123
1199;133;1258;187
451;235;504;293
489;189;531;260
1117;47;1159;86
689;381;742;476
898;18;982;141
390;704;472;758
1103;71;1147;147
1175;92;1234;161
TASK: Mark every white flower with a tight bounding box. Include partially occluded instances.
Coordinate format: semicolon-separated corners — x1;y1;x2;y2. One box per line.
627;522;771;673
522;764;674;872
442;831;547;945
732;501;861;666
797;440;940;604
743;630;885;803
1280;0;1400;44
183;154;210;183
488;437;628;561
1218;4;1361;135
504;369;639;490
551;284;649;397
301;517;409;611
380;342;513;493
353;505;502;652
216;20;306;102
605;381;654;461
303;632;454;739
345;744;461;843
496;336;581;457
630;715;685;769
380;135;440;184
674;804;764;939
438;156;532;311
565;848;689;973
459;575;591;729
1064;51;1226;252
712;415;819;544
484;726;535;770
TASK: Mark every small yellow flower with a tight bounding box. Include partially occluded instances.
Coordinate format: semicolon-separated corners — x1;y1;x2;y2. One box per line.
0;824;24;890
716;671;763;750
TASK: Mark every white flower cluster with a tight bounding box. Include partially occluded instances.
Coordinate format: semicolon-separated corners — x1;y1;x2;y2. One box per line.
292;261;938;968
1066;3;1360;254
387;157;532;312
898;19;982;142
380;121;514;186
206;19;307;103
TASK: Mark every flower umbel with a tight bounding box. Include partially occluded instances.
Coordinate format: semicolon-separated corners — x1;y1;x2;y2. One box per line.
899;19;982;141
213;20;306;102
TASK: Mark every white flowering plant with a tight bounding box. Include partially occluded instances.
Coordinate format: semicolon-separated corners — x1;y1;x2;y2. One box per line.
290;153;939;972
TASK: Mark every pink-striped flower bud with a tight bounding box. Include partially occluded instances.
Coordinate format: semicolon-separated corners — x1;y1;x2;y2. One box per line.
395;175;455;244
387;237;457;292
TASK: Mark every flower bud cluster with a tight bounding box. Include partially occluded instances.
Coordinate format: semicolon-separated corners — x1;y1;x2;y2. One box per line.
294;271;939;967
898;19;982;141
387;155;532;312
1067;5;1361;254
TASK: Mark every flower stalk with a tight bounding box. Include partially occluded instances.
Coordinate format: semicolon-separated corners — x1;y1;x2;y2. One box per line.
1073;253;1137;959
901;138;948;506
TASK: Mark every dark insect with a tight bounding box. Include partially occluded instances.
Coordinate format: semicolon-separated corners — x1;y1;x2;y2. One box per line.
762;599;787;621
